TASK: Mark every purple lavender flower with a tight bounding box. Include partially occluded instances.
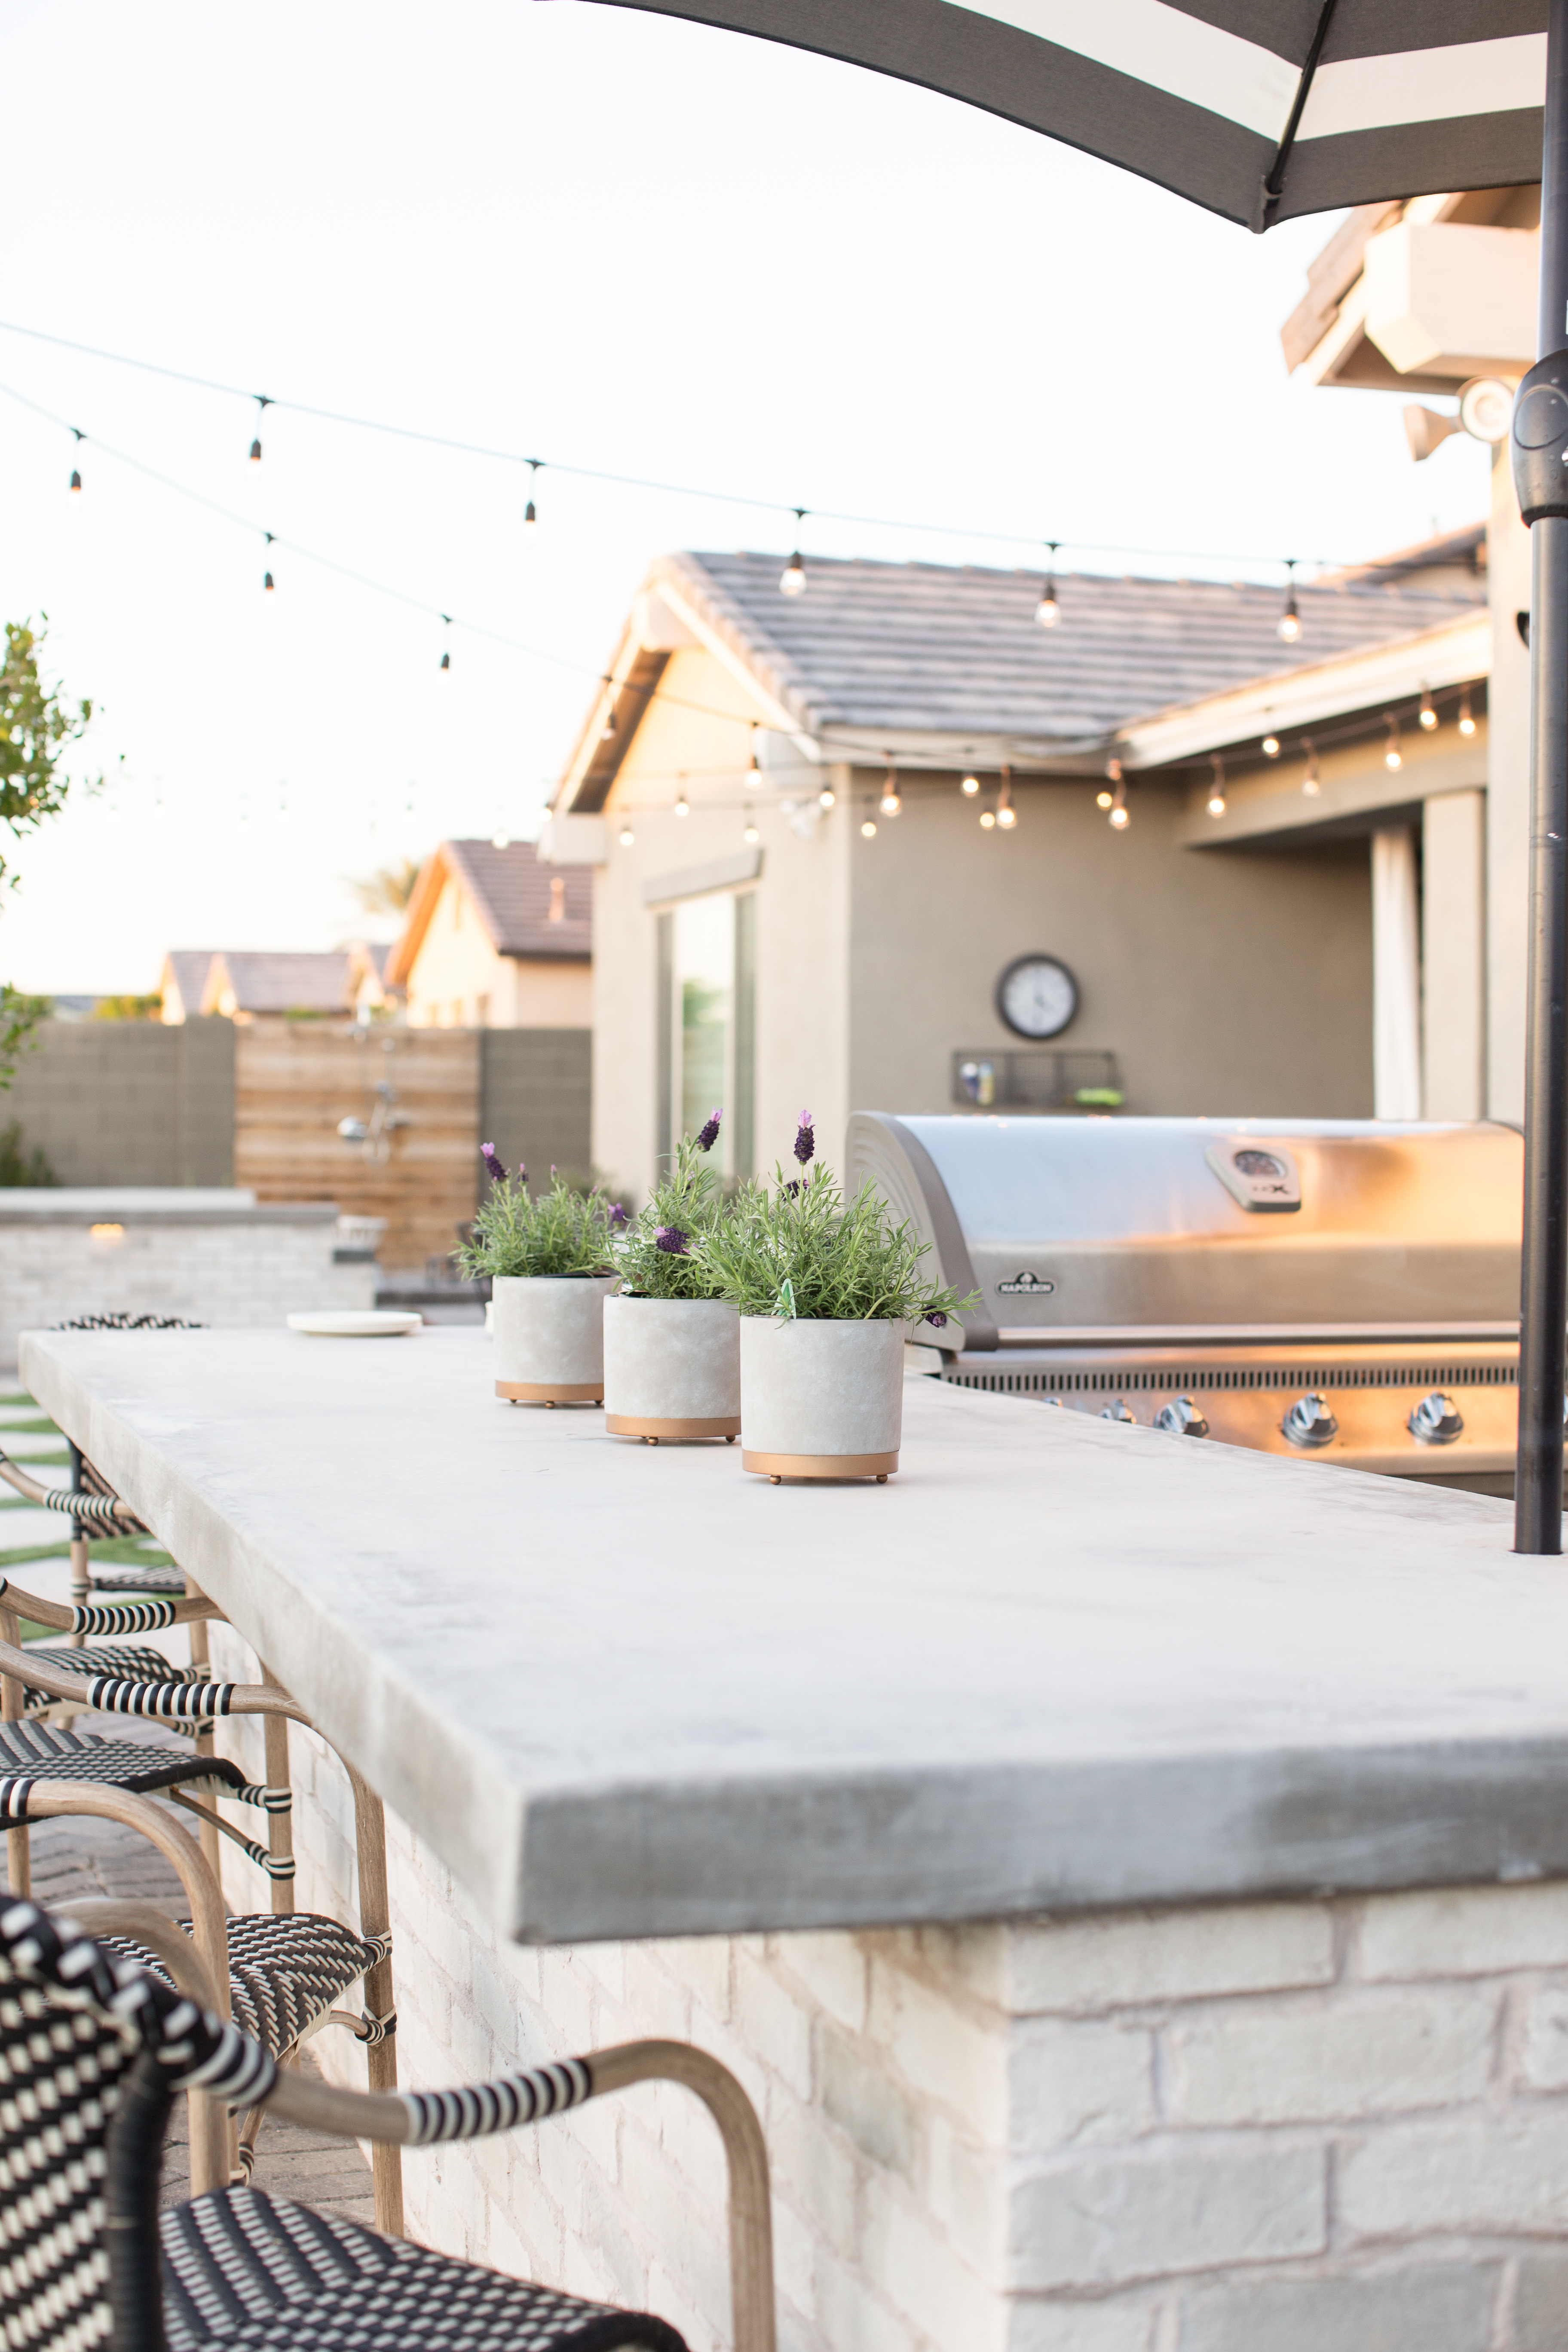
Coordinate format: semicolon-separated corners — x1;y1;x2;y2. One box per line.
695;1108;723;1153
793;1110;815;1167
480;1141;507;1184
925;1311;948;1328
609;1202;629;1229
654;1225;689;1255
783;1179;801;1198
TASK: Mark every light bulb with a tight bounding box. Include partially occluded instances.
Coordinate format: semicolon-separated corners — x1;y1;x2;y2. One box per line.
1035;591;1059;628
748;755;763;785
492;830;510;849
1302;764;1320;797
250;437;263;463
744;818;760;844
961;772;980;796
1207;790;1226;816
674;793;690;818
1207;758;1225;816
819;787;836;808
781;553;805;597
1418;687;1437;730
980;810;997;830
997;804;1017;829
1459;692;1476;737
524;499;537;529
880;791;901;816
1277;606;1300;644
1384;720;1402;771
619;824;634;847
601;708;618;742
68;469;82;496
1096;789;1113;809
263;570;275;594
439;650;450;672
1262;734;1280;759
1109;803;1130;830
861;819;877;838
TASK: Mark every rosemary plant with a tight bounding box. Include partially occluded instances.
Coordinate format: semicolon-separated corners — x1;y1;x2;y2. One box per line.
456;1145;617;1280
616;1112;732;1301
690;1113;976;1325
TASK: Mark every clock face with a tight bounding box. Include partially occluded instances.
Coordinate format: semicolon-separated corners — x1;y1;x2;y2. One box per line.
996;954;1078;1040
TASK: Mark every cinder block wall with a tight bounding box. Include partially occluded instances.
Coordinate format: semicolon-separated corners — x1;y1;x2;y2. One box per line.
2;1018;234;1184
208;1631;1568;2352
481;1030;593;1192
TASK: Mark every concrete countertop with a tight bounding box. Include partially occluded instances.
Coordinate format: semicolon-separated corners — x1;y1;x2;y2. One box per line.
18;1326;1568;1947
0;1190;339;1225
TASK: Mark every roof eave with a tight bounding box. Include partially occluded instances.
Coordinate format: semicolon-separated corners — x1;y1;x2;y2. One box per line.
385;847;452;988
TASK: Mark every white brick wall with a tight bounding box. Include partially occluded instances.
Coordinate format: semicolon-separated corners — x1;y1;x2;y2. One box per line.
0;1216;371;1357
205;1624;1568;2352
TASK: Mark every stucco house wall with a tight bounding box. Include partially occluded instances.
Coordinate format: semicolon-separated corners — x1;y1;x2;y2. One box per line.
405;873;591;1029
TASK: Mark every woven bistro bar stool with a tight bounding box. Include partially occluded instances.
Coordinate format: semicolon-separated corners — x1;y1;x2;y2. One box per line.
0;1901;776;2352
0;1644;405;2233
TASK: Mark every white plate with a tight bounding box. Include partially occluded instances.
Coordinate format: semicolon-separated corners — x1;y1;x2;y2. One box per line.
286;1311;423;1338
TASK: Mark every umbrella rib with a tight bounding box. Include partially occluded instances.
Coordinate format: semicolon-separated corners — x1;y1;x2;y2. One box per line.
1255;0;1342;234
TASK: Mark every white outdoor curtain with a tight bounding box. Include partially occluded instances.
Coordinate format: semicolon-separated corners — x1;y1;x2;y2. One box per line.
1372;824;1421;1121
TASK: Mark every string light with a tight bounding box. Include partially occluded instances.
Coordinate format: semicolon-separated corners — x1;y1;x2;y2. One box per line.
492;828;511;848
861;817;877;838
980;808;997;830
1097;789;1114;809
780;511;807;597
1459;689;1476;736
961;769;980;796
439;614;452;673
744;811;760;844
819;786;836;807
1302;737;1320;797
996;767;1017;829
747;726;763;787
1262;733;1280;758
1035;543;1060;630
524;459;540;531
1099;755;1122;803
1277;561;1301;644
601;703;618;742
68;467;81;496
249;395;270;464
1384;716;1402;771
1109;779;1130;830
263;530;276;594
1418;684;1437;730
619;823;635;846
880;757;901;817
674;778;690;816
1207;756;1226;817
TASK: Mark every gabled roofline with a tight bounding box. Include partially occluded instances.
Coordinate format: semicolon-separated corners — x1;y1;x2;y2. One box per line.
385;846;453;989
1117;610;1490;772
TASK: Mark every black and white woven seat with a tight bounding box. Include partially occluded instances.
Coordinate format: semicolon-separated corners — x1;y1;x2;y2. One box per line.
107;1910;394;2058
0;1716;294;1886
0;1903;775;2352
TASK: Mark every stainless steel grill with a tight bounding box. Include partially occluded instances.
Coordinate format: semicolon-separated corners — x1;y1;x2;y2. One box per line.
846;1113;1526;1491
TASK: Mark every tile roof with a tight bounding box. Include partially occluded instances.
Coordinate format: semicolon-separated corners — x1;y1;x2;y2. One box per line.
208;952;356;1014
443;840;591;959
658;549;1485;750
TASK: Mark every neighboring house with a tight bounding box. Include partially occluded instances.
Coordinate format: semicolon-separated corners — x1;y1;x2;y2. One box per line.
158;952;219;1024
156;948;391;1024
1282;184;1536;1126
388;840;592;1029
541;542;1486;1200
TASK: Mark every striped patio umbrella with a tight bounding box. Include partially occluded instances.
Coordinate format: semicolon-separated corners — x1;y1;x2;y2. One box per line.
594;0;1568;1547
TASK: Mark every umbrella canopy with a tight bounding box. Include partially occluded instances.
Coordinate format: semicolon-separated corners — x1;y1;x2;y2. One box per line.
595;1;1545;227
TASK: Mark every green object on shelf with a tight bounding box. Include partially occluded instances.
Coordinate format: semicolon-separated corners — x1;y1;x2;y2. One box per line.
1075;1088;1124;1108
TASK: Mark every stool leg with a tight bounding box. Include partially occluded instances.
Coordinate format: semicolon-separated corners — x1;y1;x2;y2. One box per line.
0;1605;27;1896
256;1664;295;1917
183;1574;224;1889
349;1765;403;2237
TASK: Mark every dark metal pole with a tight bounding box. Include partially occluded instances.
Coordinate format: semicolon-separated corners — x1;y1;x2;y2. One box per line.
1514;0;1568;1552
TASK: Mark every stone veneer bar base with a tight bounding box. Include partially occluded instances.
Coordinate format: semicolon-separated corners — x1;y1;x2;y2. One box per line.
212;1619;1568;2352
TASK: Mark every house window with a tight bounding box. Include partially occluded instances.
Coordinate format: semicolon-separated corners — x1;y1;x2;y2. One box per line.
655;893;757;1179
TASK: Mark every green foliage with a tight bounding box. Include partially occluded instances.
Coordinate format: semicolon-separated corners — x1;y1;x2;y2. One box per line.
692;1162;977;1324
0;1120;55;1186
92;993;161;1020
0;620;94;888
617;1129;729;1300
348;856;424;920
457;1166;616;1279
0;987;50;1091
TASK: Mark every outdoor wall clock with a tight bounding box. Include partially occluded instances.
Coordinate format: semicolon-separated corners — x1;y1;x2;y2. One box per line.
996;954;1078;1040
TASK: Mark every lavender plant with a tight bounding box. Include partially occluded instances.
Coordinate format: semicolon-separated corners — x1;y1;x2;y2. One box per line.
690;1112;976;1324
616;1111;732;1302
456;1146;617;1279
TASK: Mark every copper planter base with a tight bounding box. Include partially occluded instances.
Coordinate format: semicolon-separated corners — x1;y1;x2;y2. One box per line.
606;1414;741;1442
742;1449;899;1483
497;1381;603;1405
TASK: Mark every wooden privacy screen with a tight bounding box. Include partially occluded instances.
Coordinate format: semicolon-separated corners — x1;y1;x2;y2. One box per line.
235;1023;480;1276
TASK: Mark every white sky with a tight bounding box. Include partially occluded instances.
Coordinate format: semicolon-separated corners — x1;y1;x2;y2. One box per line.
0;0;1492;994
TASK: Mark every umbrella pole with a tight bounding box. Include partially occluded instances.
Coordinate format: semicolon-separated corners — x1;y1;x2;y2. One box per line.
1516;0;1568;1554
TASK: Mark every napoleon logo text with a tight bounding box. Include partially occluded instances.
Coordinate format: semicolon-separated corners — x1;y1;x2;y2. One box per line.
997;1271;1055;1296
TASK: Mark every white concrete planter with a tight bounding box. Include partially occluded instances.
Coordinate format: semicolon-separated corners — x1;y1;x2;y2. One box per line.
491;1274;616;1405
739;1316;904;1481
603;1295;741;1441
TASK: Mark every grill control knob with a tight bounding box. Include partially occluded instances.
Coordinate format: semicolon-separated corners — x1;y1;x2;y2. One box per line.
1099;1400;1136;1423
1155;1396;1209;1437
1282;1392;1338;1449
1409;1391;1464;1446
